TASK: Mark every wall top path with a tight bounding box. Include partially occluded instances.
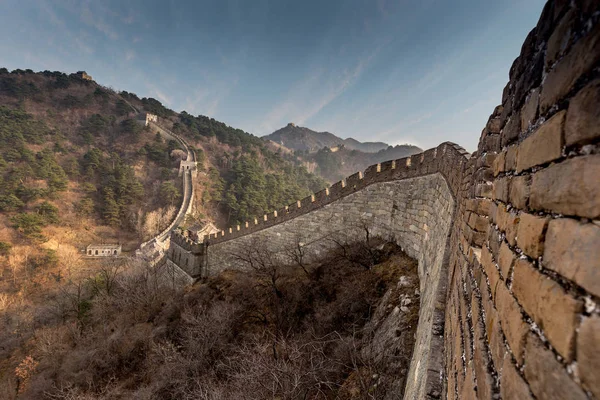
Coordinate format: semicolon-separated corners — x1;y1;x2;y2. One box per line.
205;141;471;245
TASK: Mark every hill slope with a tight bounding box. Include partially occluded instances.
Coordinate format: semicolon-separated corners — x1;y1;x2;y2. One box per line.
265;123;390;153
263;123;422;182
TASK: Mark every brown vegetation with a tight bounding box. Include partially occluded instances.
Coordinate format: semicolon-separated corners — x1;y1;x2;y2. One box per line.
1;237;419;399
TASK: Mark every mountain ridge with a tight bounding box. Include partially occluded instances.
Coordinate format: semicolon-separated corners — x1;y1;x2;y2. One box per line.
264;123;392;153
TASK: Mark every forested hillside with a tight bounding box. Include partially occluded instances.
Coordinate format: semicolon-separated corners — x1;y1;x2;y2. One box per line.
0;68;327;252
0;68;328;395
264;123;422;183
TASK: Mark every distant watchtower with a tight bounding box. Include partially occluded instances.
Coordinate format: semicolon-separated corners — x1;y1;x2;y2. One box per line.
138;113;158;126
75;71;93;81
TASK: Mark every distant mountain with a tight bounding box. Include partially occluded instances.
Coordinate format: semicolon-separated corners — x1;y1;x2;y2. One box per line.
263;123;422;183
264;123;390;153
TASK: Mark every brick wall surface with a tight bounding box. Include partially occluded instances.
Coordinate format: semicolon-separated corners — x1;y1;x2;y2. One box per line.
448;1;600;399
166;0;600;398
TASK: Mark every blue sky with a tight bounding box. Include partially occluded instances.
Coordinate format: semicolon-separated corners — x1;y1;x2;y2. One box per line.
1;0;546;151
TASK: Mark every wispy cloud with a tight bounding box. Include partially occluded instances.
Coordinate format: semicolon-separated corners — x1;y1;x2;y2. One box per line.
125;50;135;62
145;83;173;106
79;2;118;40
258;46;381;134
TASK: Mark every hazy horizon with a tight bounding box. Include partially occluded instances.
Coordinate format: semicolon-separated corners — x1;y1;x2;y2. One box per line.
1;0;546;151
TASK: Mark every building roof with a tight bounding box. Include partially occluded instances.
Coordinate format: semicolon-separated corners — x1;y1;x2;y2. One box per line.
87;244;121;250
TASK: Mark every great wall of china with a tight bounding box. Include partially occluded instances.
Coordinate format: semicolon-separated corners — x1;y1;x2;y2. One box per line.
163;1;600;398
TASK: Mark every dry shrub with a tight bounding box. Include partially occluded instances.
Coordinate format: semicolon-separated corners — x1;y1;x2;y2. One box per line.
16;237;418;400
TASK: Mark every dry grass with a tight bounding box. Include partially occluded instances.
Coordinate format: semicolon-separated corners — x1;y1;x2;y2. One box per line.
0;237;419;399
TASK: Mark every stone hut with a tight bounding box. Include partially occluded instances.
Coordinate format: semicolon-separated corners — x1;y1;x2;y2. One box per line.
86;244;122;257
187;222;219;242
75;71;93;81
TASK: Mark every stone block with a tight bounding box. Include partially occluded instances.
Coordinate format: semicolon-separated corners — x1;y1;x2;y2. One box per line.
520;88;540;131
475;183;493;198
495;282;529;363
509;175;530;210
530;154;600;219
505;145;518;172
577;315;600;398
565;78;600;146
516;212;549;258
482;245;500;300
544;218;600;297
501;354;533;400
545;9;576;68
473;341;493;400
502;111;521;147
516;110;565;173
524;334;587;400
468;212;488;233
540;21;600;113
459;366;477;400
497;241;515;279
492;177;510;203
487;117;502;134
493;151;505;177
512;259;582;361
504;211;519;247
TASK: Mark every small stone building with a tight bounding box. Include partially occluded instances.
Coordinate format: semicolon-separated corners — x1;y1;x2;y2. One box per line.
187;222;219;242
179;160;197;177
75;71;93;81
86;244;122;257
137;113;158;126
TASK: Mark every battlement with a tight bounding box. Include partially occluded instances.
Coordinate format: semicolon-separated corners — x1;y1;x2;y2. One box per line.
170;229;205;253
202;141;470;245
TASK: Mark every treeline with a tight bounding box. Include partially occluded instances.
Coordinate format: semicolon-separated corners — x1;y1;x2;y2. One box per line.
171;112;327;225
220;156;325;224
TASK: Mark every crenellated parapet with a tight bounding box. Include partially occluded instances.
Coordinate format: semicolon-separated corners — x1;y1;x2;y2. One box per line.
202;141;470;245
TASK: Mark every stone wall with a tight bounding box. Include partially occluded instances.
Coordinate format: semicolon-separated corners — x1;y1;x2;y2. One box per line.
445;1;600;399
199;143;470;399
165;1;600;398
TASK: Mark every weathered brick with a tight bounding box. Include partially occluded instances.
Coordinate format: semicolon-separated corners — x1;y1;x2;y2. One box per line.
530;154;600;219
509;175;530;210
516;110;565;173
487;117;502;134
492;177;509;202
495;282;529;363
577;315;600;398
478;152;497;169
495;203;508;232
545;9;576;68
481;246;500;300
493;151;505;177
487;226;502;262
520;88;539;131
496;206;519;246
540;21;600;113
501;354;533;400
544;218;600;297
475;183;493;198
565;78;600;146
473;341;493;400
465;198;492;216
505;145;518;172
497;241;515;279
479;282;506;370
524;334;588;400
501;111;521;147
468;212;488;233
460;366;477;400
512;259;582;361
516;212;549;258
